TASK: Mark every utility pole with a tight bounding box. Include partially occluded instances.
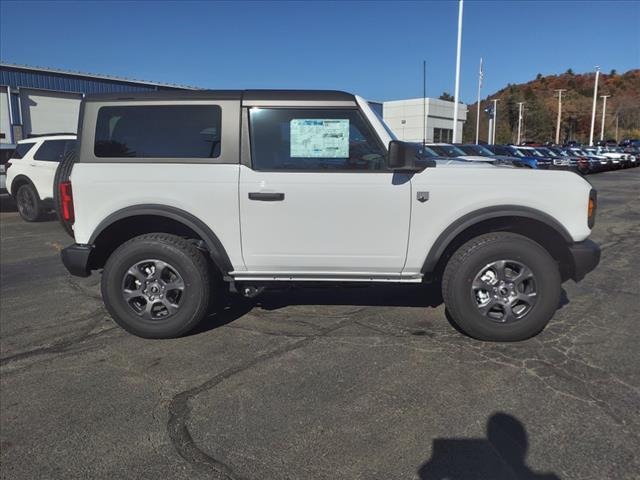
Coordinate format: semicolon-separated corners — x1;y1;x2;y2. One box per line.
516;102;525;145
554;89;566;145
492;99;500;144
475;57;483;144
589;66;600;146
452;0;463;143
422;60;427;147
600;95;611;141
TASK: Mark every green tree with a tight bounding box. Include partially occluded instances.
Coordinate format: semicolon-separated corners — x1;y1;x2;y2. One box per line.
566;68;574;75
610;69;617;76
536;73;543;80
439;92;454;101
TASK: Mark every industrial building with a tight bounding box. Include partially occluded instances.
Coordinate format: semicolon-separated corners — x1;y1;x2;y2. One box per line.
1;63;468;152
382;97;467;143
0;63;192;148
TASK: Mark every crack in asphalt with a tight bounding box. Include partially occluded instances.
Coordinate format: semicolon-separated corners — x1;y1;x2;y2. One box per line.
166;316;357;480
0;309;116;368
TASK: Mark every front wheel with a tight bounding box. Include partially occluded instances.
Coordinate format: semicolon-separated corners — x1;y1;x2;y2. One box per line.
101;233;211;338
442;232;561;342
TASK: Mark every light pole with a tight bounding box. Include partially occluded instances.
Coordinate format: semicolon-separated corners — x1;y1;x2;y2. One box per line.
516;102;525;145
600;95;611;141
475;57;483;144
492;99;500;144
554;89;566;145
452;0;463;143
589;66;600;146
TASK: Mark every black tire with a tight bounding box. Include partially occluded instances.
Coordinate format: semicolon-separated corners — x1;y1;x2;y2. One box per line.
101;233;211;339
442;232;561;342
53;149;77;238
16;183;44;222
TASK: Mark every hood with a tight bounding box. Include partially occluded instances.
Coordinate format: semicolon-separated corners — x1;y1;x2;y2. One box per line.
456;155;494;162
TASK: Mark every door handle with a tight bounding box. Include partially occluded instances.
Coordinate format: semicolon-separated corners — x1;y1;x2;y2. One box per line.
248;192;285;201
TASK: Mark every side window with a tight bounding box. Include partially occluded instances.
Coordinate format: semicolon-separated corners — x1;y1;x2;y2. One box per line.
34;140;67;162
249;108;386;171
11;142;36;159
64;140;77;155
94;105;221;158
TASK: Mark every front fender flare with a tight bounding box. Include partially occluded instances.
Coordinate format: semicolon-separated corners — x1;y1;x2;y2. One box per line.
421;205;573;274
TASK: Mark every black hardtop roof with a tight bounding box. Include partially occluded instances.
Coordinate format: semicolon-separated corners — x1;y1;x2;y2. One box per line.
84;89;356;102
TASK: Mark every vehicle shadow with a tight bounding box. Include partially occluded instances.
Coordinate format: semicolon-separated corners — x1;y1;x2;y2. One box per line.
256;283;444;310
0;194;17;212
192;284;570;337
0;194;57;220
417;412;560;480
190;283;443;335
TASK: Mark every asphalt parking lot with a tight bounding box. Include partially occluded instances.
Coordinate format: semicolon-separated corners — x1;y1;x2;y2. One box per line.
1;169;639;480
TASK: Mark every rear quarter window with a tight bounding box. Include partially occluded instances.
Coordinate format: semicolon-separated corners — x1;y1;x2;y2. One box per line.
94;105;221;158
34;140;68;162
11;142;36;160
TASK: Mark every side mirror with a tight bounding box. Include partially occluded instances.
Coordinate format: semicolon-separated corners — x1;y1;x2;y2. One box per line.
387;140;432;171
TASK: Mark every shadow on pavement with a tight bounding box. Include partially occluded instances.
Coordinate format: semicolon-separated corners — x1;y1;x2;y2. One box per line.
256;283;443;310
0;193;17;212
417;412;560;480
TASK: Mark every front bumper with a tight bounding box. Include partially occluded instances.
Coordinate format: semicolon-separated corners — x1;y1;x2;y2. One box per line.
568;239;600;282
61;244;93;277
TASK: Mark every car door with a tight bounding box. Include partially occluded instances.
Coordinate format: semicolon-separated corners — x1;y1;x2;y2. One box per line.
239;107;411;276
31;139;73;199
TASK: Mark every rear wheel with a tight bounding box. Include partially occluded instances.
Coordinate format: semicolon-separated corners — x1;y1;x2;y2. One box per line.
101;233;211;338
442;232;561;341
16;184;43;222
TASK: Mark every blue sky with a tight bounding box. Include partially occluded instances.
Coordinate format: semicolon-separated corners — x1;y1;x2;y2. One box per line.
1;1;638;103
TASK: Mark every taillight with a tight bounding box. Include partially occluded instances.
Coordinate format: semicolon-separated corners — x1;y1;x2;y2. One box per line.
588;189;597;229
59;181;74;223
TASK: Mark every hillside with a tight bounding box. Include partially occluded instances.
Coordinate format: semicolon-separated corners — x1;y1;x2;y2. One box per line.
462;69;640;144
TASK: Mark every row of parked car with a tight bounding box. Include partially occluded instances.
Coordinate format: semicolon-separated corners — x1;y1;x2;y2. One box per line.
1;132;638;224
416;142;639;174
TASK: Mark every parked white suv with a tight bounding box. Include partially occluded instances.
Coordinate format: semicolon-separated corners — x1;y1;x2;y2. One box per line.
6;134;77;221
59;90;600;341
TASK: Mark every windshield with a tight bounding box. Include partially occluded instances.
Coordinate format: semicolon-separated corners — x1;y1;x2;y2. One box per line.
429;145;467;157
413;145;439;158
512;148;532;157
466;145;494;156
488;145;512;156
537;148;557;157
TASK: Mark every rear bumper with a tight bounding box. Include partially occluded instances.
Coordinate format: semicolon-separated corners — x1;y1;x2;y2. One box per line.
568;239;600;282
61;244;93;277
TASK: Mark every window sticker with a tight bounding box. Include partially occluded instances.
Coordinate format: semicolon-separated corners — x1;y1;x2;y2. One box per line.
290;119;349;158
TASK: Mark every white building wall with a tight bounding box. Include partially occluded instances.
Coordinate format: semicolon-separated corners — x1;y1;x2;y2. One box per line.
382;98;467;143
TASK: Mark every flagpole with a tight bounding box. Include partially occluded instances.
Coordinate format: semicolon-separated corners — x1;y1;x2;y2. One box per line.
475;57;482;144
452;0;463;143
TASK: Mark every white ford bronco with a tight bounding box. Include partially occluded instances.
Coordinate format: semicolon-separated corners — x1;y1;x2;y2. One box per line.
60;90;600;341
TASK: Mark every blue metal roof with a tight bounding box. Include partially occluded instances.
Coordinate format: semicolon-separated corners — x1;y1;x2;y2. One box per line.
0;63;194;94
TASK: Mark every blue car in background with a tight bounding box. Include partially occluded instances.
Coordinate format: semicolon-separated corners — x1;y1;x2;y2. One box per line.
484;145;540;169
459;144;536;169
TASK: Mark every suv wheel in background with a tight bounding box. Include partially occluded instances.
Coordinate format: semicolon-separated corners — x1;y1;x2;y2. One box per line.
16;183;44;222
442;232;561;342
101;233;211;338
53;149;77;238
